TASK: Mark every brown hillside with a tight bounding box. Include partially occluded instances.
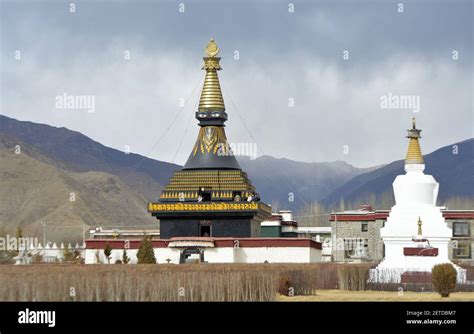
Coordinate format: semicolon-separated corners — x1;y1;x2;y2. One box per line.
0;134;157;242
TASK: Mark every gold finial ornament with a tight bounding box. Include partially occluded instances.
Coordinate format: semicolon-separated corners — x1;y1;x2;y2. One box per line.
199;38;225;111
417;216;423;236
205;38;219;57
405;117;424;164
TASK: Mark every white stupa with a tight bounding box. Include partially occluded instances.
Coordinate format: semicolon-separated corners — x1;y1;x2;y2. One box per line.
371;118;466;283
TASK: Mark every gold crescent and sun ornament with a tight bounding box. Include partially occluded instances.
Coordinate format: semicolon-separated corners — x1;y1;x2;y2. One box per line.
205;38;219;57
199;38;225;111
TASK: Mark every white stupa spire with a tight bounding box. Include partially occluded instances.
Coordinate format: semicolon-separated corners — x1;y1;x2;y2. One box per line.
371;119;465;283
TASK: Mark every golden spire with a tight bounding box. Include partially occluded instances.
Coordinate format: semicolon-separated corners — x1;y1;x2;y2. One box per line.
198;38;225;112
405;117;424;164
417;216;423;236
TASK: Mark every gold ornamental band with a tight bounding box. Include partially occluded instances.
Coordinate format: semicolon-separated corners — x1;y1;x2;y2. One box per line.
148;202;260;212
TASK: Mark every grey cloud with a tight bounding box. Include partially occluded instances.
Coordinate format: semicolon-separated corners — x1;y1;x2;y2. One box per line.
1;0;472;168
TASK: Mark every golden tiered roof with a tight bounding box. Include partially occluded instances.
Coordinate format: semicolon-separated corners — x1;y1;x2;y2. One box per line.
159;169;256;201
198;38;225;111
152;39;263;206
405;117;424;164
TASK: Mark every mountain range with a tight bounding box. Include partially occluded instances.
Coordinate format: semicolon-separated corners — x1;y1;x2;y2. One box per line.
0;133;157;241
323;138;474;206
0;115;472;239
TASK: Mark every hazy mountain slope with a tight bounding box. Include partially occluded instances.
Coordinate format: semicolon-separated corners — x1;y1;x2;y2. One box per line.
238;156;375;211
1;115;376;212
3;115;471;216
0;134;157;241
322;139;474;206
0;115;179;201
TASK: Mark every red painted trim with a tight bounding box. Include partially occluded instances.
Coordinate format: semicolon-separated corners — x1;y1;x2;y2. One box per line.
281;221;298;227
329;213;388;221
400;271;432;284
85;238;322;250
85;239;168;250
443;212;474;219
330;210;474;221
169;237;214;242
267;215;283;221
403;247;439;257
213;238;321;249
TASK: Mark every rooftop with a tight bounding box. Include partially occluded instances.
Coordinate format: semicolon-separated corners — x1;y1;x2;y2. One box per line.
330;209;474;221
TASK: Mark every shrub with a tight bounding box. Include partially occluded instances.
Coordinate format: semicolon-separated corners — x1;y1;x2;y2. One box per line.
0;250;15;264
432;263;457;297
122;249;130;264
103;242;112;264
137;236;156;264
73;250;84;264
277;276;292;296
63;244;76;262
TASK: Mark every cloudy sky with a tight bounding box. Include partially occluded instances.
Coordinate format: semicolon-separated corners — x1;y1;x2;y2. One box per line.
1;0;472;167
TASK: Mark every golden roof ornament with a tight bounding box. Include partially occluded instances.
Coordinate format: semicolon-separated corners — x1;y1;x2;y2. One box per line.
205;38;219;57
405;117;424;164
417;216;423;236
199;38;225;112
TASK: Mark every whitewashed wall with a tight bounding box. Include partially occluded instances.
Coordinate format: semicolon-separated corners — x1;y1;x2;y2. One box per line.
85;246;322;264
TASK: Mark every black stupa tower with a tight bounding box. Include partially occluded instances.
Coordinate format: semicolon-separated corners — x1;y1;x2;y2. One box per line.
148;39;271;239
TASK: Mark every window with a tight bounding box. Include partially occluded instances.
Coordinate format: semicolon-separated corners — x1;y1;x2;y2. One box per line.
344;239;355;258
454;242;471;259
453;222;470;237
199;221;212;237
200;225;211;237
361;222;368;232
202;191;212;202
232;191;242;201
344;238;368;259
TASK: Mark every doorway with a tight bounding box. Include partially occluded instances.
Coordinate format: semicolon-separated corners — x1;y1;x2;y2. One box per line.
200;225;211;237
180;249;205;264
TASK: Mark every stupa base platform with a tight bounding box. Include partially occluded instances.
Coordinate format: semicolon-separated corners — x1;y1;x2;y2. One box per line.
369;265;467;284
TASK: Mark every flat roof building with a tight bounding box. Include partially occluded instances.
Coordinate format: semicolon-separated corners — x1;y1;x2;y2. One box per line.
330;206;474;265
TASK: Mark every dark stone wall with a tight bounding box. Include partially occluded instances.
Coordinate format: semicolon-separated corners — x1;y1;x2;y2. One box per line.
160;218;258;239
261;226;281;237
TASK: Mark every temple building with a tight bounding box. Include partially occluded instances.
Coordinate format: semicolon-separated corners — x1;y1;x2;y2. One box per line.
330;206;474;264
84;39;322;264
368;118;467;283
147;39;272;239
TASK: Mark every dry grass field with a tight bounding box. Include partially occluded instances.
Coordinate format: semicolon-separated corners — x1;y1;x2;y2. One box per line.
0;263;344;301
0;263;472;302
277;290;474;302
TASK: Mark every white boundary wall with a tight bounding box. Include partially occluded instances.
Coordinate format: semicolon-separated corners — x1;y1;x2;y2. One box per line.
85;246;321;264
